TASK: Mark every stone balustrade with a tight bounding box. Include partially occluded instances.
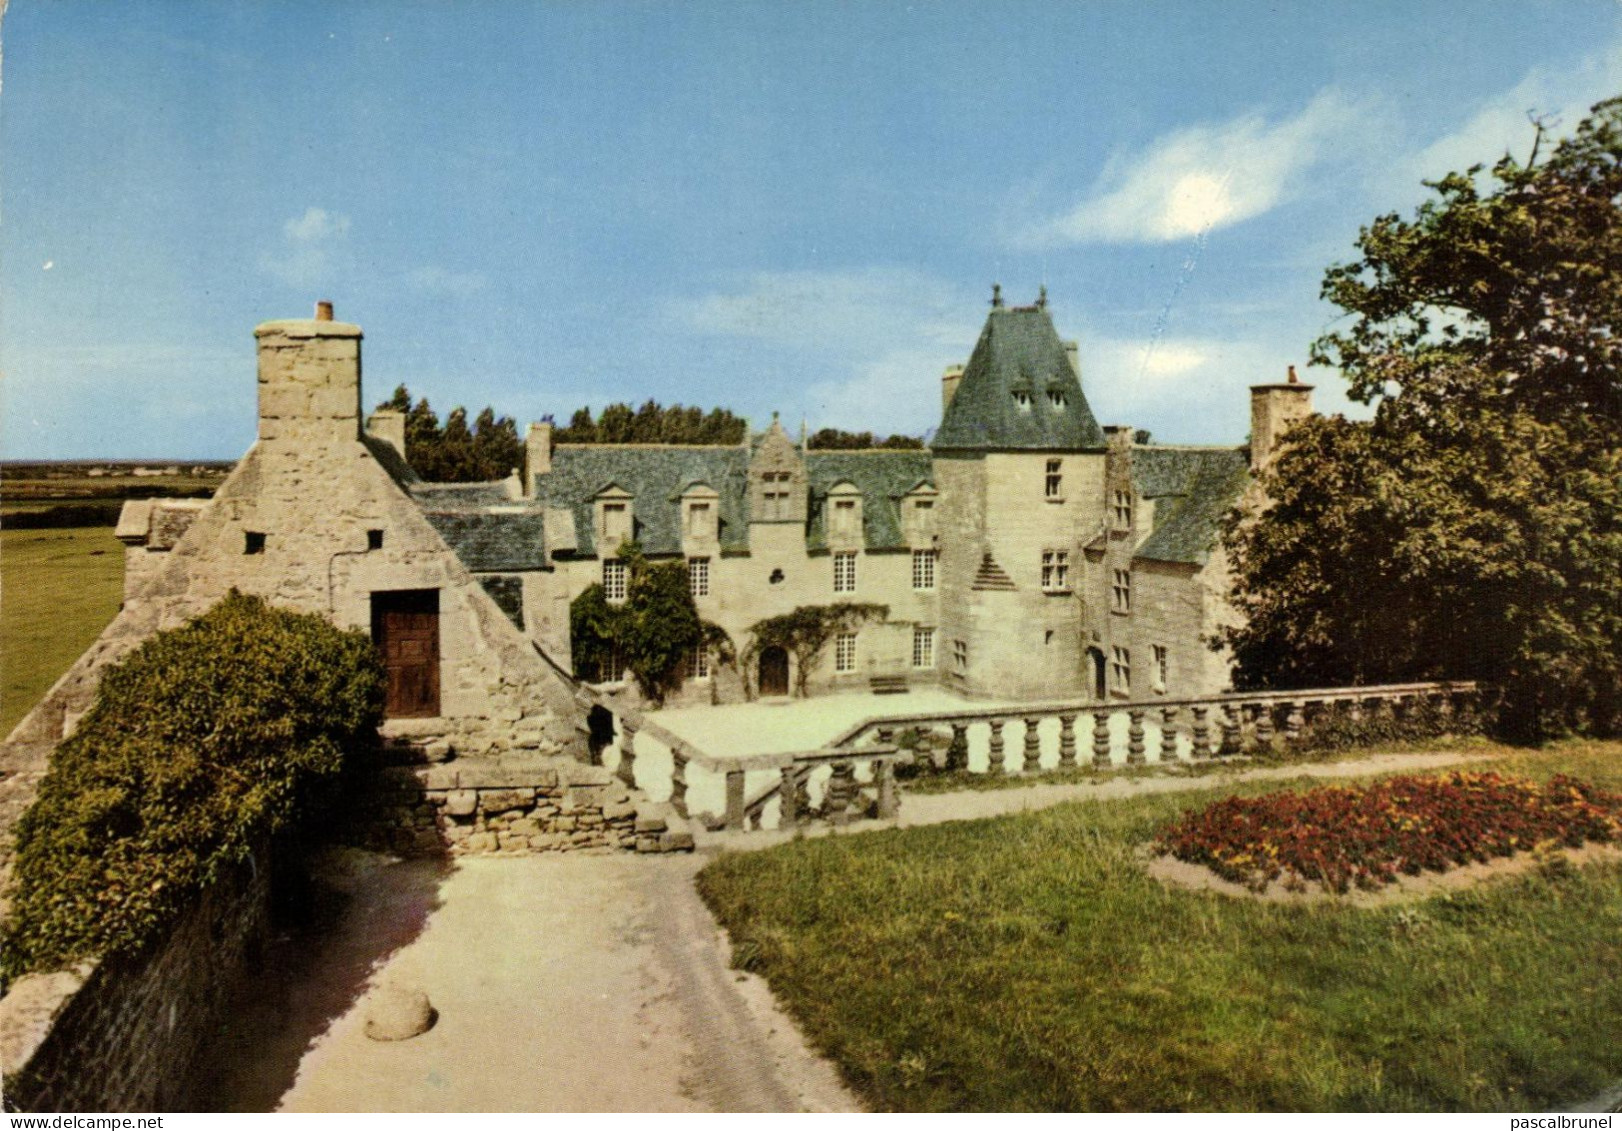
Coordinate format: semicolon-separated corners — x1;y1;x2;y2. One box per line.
825;680;1480;774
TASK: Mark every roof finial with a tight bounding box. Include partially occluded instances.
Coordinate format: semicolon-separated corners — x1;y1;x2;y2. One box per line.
1288;364;1298;385
1037;284;1047;310
991;282;1003;309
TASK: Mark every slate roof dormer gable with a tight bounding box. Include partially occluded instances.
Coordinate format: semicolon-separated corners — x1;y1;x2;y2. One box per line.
933;303;1107;452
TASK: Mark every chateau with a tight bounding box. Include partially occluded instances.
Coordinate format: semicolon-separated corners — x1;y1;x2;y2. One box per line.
10;291;1312;754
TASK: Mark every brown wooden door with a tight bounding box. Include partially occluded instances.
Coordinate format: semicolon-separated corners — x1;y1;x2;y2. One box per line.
372;590;441;718
759;646;789;697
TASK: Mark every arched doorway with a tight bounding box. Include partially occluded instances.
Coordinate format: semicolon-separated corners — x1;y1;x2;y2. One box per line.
759;646;790;697
1087;647;1107;700
586;705;616;766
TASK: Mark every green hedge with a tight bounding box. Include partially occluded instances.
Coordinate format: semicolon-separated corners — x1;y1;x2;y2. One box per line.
1;591;384;978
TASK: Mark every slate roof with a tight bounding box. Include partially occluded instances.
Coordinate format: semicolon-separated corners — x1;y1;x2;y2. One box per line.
531;445;752;556
804;450;934;551
421;509;549;572
933;305;1106;451
1130;446;1250;565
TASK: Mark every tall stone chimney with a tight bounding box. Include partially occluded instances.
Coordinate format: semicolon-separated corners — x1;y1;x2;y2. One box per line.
526;420;553;494
941;364;965;413
1249;365;1314;473
254;301;362;446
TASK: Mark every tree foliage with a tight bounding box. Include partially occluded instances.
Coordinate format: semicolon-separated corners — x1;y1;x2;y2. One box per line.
806;428;925;450
553;401;748;445
745;603;889;698
376;385;524;482
568;543;732;704
1224;99;1622;741
2;592;385;977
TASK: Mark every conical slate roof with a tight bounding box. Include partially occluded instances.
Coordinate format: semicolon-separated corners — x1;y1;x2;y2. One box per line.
933;304;1106;451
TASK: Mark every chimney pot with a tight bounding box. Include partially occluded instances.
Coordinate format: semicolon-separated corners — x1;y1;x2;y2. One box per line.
316;300;334;322
1288;364;1298;385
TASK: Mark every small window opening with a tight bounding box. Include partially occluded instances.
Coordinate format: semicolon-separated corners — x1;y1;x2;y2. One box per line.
769;568;785;585
367;529;384;551
245;531;266;555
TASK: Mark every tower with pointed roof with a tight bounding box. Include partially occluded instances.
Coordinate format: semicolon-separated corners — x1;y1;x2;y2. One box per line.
931;289;1110;698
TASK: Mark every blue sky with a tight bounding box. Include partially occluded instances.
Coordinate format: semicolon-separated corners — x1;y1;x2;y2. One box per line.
4;1;1621;459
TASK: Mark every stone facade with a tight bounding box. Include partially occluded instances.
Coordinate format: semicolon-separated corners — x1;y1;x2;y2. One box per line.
0;849;269;1112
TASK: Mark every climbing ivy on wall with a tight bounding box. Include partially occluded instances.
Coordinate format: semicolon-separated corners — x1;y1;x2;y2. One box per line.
1;591;385;980
744;603;889;698
569;544;734;705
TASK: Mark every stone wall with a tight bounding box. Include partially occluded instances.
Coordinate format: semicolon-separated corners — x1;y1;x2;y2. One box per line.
0;850;269;1112
345;756;693;856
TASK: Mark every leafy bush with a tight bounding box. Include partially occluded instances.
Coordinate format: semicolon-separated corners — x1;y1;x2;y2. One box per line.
1274;695;1486;760
1;591;384;977
1157;771;1622;894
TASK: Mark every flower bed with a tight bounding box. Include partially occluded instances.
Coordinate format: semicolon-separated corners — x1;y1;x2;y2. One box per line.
1156;771;1622;893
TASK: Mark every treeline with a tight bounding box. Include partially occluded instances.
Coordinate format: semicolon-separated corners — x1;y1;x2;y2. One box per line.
553;402;747;445
3;504;126;529
376;386;524;482
807;428;924;450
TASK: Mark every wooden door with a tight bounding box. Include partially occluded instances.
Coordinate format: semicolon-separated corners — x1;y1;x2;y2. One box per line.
1088;648;1107;700
759;646;790;697
372;590;441;718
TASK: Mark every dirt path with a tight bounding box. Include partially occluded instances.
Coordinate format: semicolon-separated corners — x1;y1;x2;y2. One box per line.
202;852;858;1113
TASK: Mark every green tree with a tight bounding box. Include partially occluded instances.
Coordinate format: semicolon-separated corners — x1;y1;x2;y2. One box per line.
2;592;384;976
1223;100;1622;741
745;603;889;698
374;385;523;482
551;401;749;444
568;543;732;705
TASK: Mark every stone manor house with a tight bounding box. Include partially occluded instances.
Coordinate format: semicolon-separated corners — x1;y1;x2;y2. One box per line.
9;292;1312;756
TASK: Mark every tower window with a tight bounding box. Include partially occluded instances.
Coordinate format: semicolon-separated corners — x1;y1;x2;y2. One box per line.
1041;549;1071;592
1113;490;1133;527
1045;459;1063;499
244;531;266;555
1112;569;1132;613
366;529;384;551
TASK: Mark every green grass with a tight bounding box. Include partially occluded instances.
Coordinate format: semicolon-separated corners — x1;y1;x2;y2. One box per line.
1;527;125;736
698;739;1622;1111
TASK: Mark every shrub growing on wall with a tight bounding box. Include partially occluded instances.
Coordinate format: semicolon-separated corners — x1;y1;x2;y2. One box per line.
745;603;889;698
1;591;385;979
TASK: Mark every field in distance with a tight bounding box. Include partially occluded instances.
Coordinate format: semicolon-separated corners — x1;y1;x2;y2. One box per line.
3;460;232;524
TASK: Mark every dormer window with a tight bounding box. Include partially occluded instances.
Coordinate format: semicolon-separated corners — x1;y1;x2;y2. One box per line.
1012;390;1033;411
601;501;631;549
1047;389;1067;409
833;499;858;538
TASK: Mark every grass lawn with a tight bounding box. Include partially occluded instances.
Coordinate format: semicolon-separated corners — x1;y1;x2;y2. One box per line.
1;527;125;736
698;739;1622;1112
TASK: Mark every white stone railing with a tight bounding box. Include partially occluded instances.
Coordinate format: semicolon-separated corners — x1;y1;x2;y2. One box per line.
826;680;1482;772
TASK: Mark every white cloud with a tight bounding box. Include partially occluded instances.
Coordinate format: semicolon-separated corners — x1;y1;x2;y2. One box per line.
1395;42;1622;192
1026;90;1369;246
283;206;351;243
260;207;351;287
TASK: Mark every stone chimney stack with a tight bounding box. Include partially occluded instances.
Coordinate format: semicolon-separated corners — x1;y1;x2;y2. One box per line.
365;409;407;459
526;420;553;494
1249;365;1314;473
941;364;965;413
254;301;362;446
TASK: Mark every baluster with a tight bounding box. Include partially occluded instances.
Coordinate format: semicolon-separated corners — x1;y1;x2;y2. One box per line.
1160;705;1180;762
724;769;746;832
1348;696;1364;724
986;720;1006;776
1191;705;1212;759
617;719;639;788
1058;714;1078;768
1022;717;1042;773
1092;709;1112;768
779;765;802;828
670;750;689;819
1127;710;1147;764
824;760;856;825
1284;700;1305;746
1255;703;1276;753
946;723;969;772
1220;704;1242;756
874;759;899;819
